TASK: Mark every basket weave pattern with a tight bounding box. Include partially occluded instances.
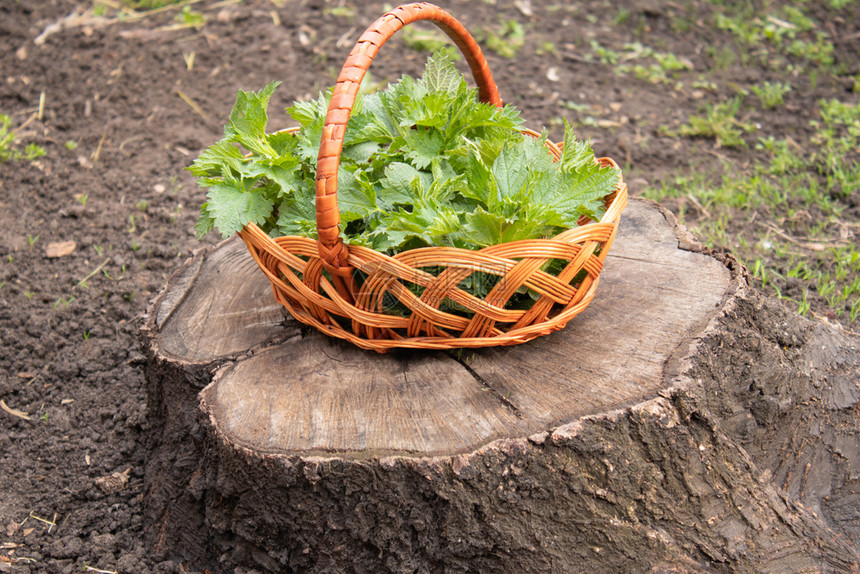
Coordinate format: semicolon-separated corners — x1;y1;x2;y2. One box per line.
238;2;628;351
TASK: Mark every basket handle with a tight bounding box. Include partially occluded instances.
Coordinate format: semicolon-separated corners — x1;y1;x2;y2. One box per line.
315;2;502;276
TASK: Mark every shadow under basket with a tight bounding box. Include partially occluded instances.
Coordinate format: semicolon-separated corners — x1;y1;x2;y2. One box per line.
236;2;628;352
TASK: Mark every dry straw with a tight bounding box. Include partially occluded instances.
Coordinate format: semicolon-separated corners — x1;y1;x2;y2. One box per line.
239;2;628;352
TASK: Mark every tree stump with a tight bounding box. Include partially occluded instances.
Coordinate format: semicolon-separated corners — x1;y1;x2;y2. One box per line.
141;199;860;573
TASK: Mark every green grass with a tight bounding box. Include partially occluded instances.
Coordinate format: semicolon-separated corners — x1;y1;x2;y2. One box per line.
322;5;355;18
121;0;184;8
0;114;45;163
709;1;843;76
93;0;198;19
174;5;205;27
750;81;791;108
53;296;76;310
675;96;754;148
587;41;693;85
478;18;525;58
645;97;860;324
400;26;461;60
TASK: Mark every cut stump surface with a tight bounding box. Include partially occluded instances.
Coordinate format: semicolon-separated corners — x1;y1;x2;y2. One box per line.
200;200;729;457
142;199;860;573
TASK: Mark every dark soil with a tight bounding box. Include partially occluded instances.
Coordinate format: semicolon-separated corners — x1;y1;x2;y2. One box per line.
0;0;858;572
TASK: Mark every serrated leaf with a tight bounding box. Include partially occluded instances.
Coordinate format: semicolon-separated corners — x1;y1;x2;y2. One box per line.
337;167;378;222
367;227;412;252
420;52;464;95
343;140;379;164
194;203;216;239
381;162;425;205
560;118;596;172
343;114;375;146
262;164;303;198
555;167;616;221
287;92;329;129
430;157;456;182
267;130;299;159
296;119;323;163
403;128;444;169
371;200;460;250
188;140;246;179
206;183;275;238
459;152;493;203
379;74;423;134
361;93;399;141
447;96;522;142
528;164;615;226
276;181;317;237
423;173;464;204
426;207;462;238
225;82;280;158
492;144;528;202
372;211;428;247
462;207;555;248
519;131;555;172
471;136;506;166
401;92;453;130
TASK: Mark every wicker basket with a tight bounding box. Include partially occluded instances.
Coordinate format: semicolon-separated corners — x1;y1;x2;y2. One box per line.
238;2;628;352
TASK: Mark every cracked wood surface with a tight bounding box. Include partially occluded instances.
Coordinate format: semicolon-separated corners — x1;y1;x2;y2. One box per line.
156;199;732;456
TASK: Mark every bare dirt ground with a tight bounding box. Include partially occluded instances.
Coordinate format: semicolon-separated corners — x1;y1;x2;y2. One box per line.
0;0;858;572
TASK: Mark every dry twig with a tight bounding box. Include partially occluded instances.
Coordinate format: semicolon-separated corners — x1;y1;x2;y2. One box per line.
0;400;30;421
90;128;108;163
74;258;111;290
27;512;56;532
757;221;847;251
177;91;208;119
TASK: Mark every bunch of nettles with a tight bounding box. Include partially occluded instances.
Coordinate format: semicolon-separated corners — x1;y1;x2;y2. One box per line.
191;53;619;255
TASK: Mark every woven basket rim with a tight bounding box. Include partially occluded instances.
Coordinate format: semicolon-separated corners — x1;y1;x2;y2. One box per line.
239;173;628;350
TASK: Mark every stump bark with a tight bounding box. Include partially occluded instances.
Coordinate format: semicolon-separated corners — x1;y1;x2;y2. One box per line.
141;199;860;573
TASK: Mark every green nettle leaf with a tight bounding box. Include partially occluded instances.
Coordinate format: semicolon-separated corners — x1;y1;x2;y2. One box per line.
462;207;552;247
343;140;379;164
420;52;464;95
287;92;329;129
195;203;216;239
402;92;453;130
276;181;317;237
404;128;444;169
190;50;622;309
337;167;378;222
267;131;299;161
225;81;280;158
381;162;427;205
361;93;399;141
263;164;303;198
519;132;555;172
206;183;275;238
472;136;507;166
560;118;596;172
459;153;494;203
426;207;463;239
188;140;246;180
296;119;323;163
556;169;616;221
491;144;528;202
